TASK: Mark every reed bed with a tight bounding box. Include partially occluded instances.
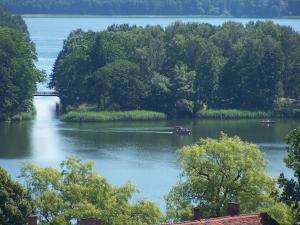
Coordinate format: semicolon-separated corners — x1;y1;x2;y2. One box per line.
197;109;271;119
61;110;167;122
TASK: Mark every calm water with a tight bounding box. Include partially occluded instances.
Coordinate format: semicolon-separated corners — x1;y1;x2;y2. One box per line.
1;16;300;209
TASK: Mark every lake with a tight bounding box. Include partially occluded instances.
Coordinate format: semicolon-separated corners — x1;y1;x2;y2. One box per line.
0;16;300;209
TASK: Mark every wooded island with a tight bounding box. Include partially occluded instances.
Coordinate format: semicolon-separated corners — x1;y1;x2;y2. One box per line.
50;21;300;120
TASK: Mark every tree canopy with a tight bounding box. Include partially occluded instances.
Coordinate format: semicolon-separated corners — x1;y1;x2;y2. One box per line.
0;7;43;120
0;6;28;36
1;0;300;17
20;157;163;225
0;166;31;225
165;132;294;225
278;126;300;221
50;22;300;117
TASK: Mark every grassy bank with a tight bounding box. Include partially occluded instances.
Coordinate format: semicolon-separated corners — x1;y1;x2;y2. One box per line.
61;110;167;122
197;109;300;119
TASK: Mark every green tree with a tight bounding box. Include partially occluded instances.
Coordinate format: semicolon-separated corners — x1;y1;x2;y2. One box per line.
278;126;300;221
170;64;196;116
20;157;163;225
0;27;42;119
0;6;29;37
49;29;96;106
165;133;290;223
0;166;31;225
94;60;147;110
50;22;300;116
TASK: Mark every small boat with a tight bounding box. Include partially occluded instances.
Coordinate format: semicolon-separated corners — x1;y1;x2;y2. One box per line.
260;119;275;124
174;126;191;135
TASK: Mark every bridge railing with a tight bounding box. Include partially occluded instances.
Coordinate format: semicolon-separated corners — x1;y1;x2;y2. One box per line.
33;91;59;96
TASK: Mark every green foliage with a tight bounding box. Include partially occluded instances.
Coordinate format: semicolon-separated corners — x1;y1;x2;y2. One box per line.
165;133;287;221
20;157;164;225
50;21;300;118
61;110;167;122
0;7;41;121
170;64;196;116
278;126;300;221
0;166;31;225
1;0;299;17
93;60;147;110
0;6;28;37
0;27;41;119
263;202;296;225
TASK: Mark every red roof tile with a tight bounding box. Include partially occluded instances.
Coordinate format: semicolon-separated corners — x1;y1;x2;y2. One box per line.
160;213;279;225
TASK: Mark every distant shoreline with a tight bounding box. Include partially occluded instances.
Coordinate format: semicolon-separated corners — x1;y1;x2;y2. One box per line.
21;14;300;20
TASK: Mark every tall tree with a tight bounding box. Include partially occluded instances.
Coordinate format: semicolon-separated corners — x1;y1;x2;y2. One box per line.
278;126;300;221
0;167;31;225
165;133;293;224
170;64;196;116
0;27;42;118
20;157;163;225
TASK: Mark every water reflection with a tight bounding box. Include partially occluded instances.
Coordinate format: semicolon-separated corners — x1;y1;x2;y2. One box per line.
0;121;31;158
31;96;65;162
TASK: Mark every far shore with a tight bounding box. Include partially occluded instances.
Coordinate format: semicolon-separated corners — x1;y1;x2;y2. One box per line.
20;14;300;20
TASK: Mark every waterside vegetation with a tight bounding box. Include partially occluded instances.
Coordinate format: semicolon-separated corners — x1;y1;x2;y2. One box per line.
62;107;300;122
197;108;300;119
61;110;167;122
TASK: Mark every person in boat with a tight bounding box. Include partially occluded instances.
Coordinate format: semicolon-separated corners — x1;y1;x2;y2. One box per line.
260;119;275;123
174;126;191;134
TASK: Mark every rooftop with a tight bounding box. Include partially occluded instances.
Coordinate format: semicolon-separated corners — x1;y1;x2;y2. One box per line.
160;213;279;225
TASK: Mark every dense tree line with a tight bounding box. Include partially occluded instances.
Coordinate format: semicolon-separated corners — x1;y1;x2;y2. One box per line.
0;7;43;120
0;6;28;36
50;21;300;117
1;0;300;17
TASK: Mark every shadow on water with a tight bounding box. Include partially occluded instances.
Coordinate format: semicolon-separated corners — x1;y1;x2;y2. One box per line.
0;120;32;158
0;96;61;159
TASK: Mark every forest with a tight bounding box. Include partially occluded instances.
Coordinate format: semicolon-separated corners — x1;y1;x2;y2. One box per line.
0;7;43;121
0;0;300;17
50;21;300;117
